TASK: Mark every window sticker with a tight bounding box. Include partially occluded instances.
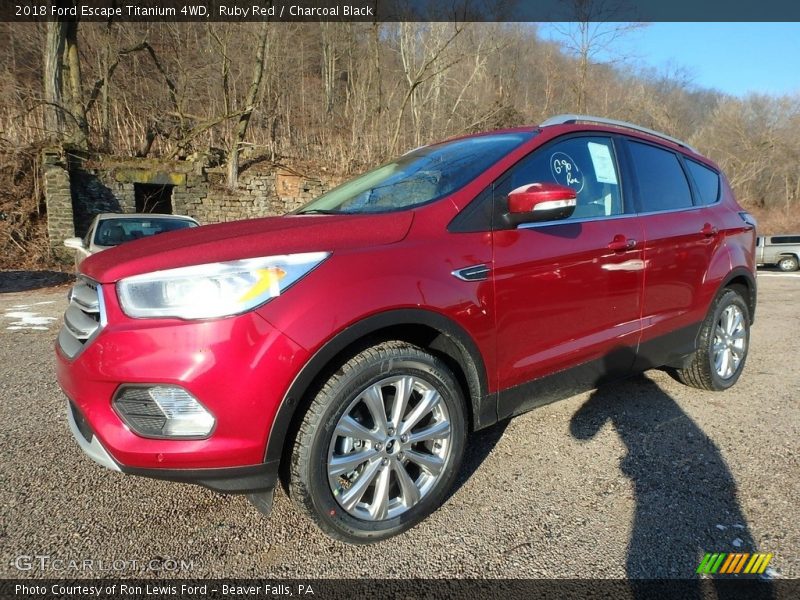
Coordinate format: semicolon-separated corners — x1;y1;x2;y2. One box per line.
550;152;585;193
587;142;618;185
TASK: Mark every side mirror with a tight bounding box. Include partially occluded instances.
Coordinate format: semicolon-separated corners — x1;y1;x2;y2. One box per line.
63;237;84;250
506;182;577;225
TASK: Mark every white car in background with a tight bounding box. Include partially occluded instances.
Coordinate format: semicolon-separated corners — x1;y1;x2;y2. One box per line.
63;213;199;268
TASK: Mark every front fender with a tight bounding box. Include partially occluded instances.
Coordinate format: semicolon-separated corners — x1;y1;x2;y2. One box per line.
262;307;493;466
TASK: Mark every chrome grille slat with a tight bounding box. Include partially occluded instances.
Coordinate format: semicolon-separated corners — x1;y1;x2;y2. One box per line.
71;281;100;312
58;327;84;358
58;277;105;359
64;304;99;339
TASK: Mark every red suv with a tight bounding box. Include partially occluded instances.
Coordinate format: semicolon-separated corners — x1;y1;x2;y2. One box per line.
57;115;757;543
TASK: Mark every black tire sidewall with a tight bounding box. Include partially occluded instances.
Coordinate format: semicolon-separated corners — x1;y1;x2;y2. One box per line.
304;352;467;543
705;290;751;390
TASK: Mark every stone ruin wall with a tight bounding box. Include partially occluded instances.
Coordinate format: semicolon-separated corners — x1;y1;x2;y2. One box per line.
42;148;334;256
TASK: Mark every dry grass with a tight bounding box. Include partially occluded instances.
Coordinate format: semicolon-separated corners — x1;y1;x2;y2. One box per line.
745;205;800;236
0;143;66;271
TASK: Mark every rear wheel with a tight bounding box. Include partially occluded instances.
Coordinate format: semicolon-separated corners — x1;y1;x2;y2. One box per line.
677;288;750;391
777;255;799;272
288;341;467;543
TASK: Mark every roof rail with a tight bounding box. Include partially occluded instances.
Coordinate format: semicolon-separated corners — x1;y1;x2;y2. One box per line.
540;114;698;153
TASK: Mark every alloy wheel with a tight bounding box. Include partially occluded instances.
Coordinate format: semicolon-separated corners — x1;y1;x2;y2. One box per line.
327;375;452;521
712;304;747;379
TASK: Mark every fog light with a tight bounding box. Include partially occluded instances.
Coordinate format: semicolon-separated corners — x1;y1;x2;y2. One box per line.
113;386;215;438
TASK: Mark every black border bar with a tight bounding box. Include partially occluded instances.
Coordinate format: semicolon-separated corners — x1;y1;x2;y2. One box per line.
3;0;800;22
1;578;794;600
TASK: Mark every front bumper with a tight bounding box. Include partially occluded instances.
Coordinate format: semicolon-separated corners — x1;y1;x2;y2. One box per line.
67;399;120;472
56;280;310;494
66;399;279;494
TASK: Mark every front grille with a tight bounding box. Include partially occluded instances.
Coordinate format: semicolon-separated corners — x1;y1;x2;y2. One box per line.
58;277;105;358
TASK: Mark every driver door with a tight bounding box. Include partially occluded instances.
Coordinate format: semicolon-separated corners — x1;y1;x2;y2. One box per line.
492;135;644;418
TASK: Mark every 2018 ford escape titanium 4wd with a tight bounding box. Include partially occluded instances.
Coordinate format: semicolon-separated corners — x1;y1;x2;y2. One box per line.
57;115;757;543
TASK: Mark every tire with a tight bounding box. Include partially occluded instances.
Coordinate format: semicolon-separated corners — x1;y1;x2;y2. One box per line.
677;288;751;391
288;341;467;543
777;255;799;272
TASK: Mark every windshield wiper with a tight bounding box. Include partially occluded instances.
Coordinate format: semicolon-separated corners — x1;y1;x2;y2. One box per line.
296;209;340;215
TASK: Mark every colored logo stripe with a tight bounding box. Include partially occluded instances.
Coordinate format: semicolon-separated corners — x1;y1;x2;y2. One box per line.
696;553;724;574
720;553;738;573
697;552;773;574
746;553;773;574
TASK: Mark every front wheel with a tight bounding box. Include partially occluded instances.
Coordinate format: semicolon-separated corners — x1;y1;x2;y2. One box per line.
677;288;751;391
777;255;799;272
288;341;467;543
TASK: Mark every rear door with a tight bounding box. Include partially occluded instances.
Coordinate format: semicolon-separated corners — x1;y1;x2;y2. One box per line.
492;135;644;417
623;139;724;364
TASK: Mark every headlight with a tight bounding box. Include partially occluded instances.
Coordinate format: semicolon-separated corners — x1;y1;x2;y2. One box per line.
117;252;330;319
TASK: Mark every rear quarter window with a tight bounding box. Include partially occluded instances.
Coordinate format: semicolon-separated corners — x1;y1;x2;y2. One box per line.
685;159;720;205
628;140;693;212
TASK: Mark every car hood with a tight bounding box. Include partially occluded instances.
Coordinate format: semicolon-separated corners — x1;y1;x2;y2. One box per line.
81;212;414;283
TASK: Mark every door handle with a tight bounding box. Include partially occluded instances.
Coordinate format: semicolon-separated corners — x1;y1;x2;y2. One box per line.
608;235;637;252
702;223;719;237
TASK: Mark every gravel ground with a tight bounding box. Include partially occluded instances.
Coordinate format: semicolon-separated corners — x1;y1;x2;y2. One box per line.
1;272;798;580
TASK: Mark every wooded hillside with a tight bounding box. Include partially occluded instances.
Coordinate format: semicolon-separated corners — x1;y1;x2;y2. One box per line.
1;21;799;263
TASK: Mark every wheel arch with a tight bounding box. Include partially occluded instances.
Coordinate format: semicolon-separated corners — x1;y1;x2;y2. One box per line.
719;267;757;323
265;308;493;474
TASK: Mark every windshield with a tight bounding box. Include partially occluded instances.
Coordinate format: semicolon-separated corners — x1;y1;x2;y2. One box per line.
94;217;196;247
298;132;533;214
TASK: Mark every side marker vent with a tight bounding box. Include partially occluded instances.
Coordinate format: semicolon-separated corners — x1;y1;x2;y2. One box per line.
452;264;491;282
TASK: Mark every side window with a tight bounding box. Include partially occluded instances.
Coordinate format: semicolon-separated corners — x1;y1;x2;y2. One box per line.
628;141;693;212
771;236;800;244
685;159;720;205
499;136;623;220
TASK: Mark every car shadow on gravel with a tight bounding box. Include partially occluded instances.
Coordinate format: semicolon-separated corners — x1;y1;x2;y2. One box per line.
446;419;509;501
0;270;73;293
570;374;774;598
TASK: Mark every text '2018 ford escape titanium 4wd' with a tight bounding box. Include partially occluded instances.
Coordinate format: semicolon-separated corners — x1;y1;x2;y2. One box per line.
57;115;757;543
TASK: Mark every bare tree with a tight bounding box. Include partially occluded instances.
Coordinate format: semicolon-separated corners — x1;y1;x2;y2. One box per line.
227;23;269;188
64;19;88;148
43;18;68;138
391;22;464;153
320;22;338;116
550;0;645;113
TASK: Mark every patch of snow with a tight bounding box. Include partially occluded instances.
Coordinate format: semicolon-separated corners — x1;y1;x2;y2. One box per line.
3;309;57;331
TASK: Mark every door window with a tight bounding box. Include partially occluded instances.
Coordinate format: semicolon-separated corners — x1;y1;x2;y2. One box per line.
499;136;623;220
628;141;693;212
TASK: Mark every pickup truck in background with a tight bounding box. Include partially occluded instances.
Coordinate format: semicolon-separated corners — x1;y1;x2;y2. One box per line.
756;234;800;271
